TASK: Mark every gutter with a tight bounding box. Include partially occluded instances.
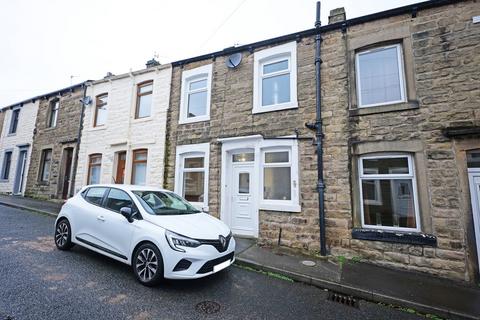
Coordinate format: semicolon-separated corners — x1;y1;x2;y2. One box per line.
306;2;327;256
171;0;460;66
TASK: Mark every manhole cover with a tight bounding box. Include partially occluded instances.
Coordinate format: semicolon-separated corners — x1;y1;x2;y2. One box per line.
301;260;316;267
195;301;221;314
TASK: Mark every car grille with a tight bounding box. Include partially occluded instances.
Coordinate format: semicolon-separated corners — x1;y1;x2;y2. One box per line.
197;252;234;274
198;233;232;253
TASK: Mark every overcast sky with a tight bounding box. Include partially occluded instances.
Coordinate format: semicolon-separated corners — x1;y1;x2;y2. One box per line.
0;0;419;106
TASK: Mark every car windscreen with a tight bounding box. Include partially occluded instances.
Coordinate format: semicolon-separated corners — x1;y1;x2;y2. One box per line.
132;190;201;215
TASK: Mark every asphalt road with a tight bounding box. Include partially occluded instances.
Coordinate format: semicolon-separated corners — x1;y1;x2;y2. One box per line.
0;205;422;320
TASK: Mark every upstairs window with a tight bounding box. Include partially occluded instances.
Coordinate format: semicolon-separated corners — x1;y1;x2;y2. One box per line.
253;41;298;114
136;81;153;119
47;99;59;128
39;149;52;182
88;154;102;185
179;64;212;124
1;151;12;180
356;44;406;108
94;94;108;127
132;149;148;185
9;109;20;134
359;154;420;231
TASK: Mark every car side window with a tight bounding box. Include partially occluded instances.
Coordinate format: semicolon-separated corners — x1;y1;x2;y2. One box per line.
104;188;136;213
84;187;108;206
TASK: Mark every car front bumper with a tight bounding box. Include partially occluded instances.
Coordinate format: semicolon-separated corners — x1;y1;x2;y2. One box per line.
163;237;236;279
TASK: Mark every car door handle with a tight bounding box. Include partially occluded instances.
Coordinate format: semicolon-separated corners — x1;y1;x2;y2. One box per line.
97;215;106;222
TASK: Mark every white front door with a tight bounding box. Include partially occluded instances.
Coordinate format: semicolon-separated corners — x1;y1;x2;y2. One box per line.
229;164;255;236
468;171;480;273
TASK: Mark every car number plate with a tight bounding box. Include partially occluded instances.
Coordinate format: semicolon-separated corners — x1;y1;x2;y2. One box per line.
213;260;231;272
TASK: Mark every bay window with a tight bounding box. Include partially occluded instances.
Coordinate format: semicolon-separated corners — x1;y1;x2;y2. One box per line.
359;154;420;231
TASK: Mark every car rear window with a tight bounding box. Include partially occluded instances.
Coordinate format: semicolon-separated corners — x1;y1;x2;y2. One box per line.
84;187;107;206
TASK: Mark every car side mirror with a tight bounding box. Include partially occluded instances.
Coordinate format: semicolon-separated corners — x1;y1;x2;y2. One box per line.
120;207;134;223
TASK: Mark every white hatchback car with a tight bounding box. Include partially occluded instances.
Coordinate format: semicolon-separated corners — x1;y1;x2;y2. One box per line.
54;184;235;286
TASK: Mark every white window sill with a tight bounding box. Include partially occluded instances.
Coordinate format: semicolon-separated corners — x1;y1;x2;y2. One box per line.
179;115;210;125
259;202;301;213
87;126;107;132
361;224;421;233
252;101;298;114
358;99;407;109
132;117;153;124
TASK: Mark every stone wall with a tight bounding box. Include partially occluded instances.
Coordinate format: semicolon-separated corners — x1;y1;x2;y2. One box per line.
25;88;84;200
0;101;39;195
166;0;479;282
74;66;172;191
324;0;480;282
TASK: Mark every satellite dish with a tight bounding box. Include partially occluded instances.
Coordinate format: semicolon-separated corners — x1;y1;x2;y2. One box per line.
226;53;242;69
81;96;92;105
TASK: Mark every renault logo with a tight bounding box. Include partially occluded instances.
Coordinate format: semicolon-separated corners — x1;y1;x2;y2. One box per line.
219;235;226;249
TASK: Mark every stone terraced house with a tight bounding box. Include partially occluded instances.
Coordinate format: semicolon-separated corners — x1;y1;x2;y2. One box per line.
0;100;39;195
24;83;86;200
74;61;172;190
164;0;480;283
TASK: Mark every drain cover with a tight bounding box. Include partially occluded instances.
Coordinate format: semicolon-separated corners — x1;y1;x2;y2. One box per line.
301;260;316;267
195;301;221;314
327;291;359;308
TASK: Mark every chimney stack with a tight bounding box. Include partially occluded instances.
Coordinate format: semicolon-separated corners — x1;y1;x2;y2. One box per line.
146;58;160;68
328;7;346;24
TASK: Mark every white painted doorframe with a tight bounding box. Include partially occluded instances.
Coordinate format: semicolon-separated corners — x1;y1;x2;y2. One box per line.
220;136;262;238
468;168;480;274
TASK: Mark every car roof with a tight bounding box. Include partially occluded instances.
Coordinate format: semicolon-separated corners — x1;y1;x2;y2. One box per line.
82;184;171;193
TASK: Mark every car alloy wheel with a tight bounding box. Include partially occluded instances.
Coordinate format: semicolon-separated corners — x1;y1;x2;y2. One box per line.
136;248;158;281
133;243;163;286
54;219;74;250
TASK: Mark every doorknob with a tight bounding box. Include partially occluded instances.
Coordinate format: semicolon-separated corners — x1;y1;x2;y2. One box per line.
97;215;105;221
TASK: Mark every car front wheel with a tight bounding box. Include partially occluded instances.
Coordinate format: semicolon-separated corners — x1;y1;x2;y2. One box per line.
54;219;74;250
133;243;164;286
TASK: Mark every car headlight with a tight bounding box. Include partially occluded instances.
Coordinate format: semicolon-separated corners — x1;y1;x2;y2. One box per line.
165;230;201;252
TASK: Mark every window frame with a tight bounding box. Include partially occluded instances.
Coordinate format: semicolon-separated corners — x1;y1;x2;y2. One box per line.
355;43;407;108
253;41;298;114
38;149;53;183
103;187;139;215
94;93;108;127
179;64;212;124
8;108;20;134
131;149;148;185
358;153;421;232
1;150;13;181
259;145;299;212
175;143;210;210
87;153;102;185
47;99;59;128
135;80;154;119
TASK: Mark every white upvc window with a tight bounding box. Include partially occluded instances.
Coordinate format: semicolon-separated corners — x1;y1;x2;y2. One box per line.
358;154;420;232
179;64;212;124
355;43;407;108
175;143;210;210
253;41;298;114
259;140;300;212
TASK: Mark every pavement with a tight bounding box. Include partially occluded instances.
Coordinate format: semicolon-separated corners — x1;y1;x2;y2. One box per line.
1;195;479;319
0;204;422;320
